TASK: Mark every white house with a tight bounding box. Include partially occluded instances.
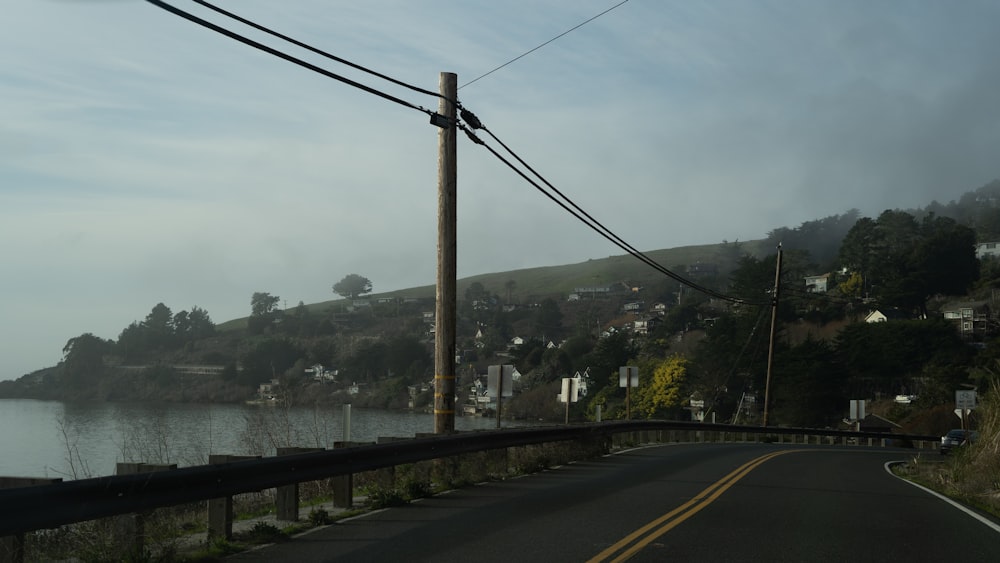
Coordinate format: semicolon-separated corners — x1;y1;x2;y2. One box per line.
976;242;1000;259
865;308;906;323
804;273;830;293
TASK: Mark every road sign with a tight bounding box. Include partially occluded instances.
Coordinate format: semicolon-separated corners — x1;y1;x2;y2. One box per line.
955;390;977;410
619;366;638;388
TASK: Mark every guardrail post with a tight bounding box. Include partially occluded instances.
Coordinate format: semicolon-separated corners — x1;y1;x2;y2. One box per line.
375;437;412;489
114;463;176;558
207;455;261;541
275;448;324;521
1;477;62;563
331;442;375;509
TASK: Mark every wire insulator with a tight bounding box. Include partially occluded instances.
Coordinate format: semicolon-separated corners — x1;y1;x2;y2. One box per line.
460;108;483;130
463;129;485;145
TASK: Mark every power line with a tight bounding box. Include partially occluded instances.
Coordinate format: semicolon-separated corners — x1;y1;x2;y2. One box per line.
459;122;765;307
460;0;631;89
190;0;454;105
144;0;437;119
145;0;758;306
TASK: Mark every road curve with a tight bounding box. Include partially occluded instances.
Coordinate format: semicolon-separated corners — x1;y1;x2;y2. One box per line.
226;444;1000;562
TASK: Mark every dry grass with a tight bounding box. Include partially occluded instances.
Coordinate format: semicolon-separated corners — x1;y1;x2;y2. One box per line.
896;380;1000;518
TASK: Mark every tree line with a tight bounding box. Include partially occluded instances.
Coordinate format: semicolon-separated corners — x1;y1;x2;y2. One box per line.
43;179;1000;429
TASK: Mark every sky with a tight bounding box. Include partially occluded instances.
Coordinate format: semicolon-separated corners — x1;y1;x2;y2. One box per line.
3;0;999;380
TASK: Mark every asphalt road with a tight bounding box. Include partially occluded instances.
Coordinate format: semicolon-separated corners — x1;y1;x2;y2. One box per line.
227;444;1000;562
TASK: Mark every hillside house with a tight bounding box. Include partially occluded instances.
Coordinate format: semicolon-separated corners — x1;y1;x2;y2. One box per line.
633;316;662;336
976;242;1000;260
941;300;991;340
804;273;830;293
865;308;908;323
623;301;644;313
304;364;337;383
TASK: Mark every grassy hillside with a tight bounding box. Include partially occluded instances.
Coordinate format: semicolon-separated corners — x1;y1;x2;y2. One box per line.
217;239;771;331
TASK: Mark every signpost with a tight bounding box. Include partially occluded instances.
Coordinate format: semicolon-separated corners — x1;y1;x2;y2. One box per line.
559;377;580;424
488;365;514;429
955;390;977;430
619;366;639;420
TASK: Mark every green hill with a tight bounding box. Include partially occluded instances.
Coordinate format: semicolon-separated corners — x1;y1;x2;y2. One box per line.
217;239;771;331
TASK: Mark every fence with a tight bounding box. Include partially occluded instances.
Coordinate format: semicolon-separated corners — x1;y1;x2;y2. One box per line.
0;420;937;557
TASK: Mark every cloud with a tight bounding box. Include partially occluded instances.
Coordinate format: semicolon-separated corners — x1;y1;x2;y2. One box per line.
2;0;999;379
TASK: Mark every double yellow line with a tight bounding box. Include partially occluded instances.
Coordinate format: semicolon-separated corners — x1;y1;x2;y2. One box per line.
588;449;797;562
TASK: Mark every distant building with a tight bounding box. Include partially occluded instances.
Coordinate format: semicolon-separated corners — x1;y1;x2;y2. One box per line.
804;273;830;293
941;300;991;340
633;316;662;335
976;242;1000;260
865;308;907;323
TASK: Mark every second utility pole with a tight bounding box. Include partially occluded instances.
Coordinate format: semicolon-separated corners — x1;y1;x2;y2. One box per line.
434;72;458;434
762;243;783;427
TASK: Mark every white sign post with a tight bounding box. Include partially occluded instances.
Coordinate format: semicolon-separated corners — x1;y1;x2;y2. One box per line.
619;366;639;420
488;365;514;429
559;377;580;424
955;390;977;430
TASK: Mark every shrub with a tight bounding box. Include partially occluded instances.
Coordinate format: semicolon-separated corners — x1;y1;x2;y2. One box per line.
239;522;287;544
308;507;332;526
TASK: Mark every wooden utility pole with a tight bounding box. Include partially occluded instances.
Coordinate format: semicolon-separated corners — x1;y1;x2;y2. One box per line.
762;244;783;427
434;72;458;434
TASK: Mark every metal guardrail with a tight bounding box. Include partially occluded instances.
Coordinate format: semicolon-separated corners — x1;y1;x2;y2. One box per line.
0;420;937;536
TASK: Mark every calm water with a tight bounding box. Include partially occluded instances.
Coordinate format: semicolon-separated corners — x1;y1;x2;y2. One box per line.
0;399;517;480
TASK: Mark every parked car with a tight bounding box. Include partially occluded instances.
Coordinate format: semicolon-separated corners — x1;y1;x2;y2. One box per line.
940;428;978;454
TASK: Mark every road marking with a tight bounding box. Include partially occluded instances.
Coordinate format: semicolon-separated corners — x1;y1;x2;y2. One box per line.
588;449;799;562
885;461;1000;534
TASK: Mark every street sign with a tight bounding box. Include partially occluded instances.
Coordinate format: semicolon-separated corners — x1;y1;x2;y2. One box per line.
619;366;638;388
955;390;977;410
487;365;514;397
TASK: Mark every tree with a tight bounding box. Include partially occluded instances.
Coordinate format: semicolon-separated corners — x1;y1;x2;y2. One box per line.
769;337;843;427
249;292;281;335
533;298;563;337
582;331;638;400
841;211;979;315
333;274;373;300
504;279;517;304
62;333;112;385
239;337;303;386
464;281;490;303
633;355;689;419
143;303;175;349
186;306;216;339
837;271;864;301
384;336;432;382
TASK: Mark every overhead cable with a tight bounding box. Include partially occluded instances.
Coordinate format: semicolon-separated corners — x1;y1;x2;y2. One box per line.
145;0;759;306
143;0;437;119
460;123;764;306
460;0;631;89
190;0;457;106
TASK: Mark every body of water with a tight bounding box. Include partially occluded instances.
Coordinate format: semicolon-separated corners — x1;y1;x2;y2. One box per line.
0;399;517;480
